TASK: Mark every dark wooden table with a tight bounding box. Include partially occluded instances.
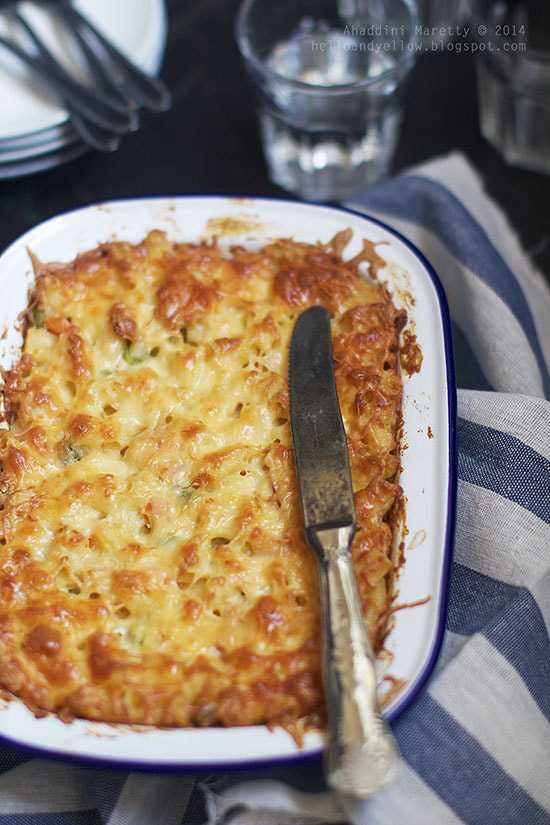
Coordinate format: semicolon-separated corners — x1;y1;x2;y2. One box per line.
1;0;549;282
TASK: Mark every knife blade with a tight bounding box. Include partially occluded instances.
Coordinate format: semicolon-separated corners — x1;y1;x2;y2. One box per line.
288;304;355;537
289;305;399;799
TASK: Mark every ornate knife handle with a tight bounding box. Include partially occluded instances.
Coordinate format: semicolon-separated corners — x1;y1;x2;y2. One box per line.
311;526;400;799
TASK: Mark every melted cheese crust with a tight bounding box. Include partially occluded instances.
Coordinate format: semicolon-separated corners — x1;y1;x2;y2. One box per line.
0;230;404;729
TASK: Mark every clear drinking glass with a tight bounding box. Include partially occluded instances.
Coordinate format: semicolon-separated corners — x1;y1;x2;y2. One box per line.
235;0;419;202
470;0;550;175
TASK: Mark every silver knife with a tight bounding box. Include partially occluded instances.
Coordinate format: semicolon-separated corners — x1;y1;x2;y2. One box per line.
288;305;399;799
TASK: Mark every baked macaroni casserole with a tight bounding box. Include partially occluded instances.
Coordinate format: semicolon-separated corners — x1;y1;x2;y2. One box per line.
0;229;406;732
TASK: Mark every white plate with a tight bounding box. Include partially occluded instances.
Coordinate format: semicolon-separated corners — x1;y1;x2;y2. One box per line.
0;129;78;163
0;121;74;150
0;0;168;141
0;197;456;770
0;140;86;179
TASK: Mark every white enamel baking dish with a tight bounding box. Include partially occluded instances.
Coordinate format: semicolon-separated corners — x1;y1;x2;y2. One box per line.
0;197;456;770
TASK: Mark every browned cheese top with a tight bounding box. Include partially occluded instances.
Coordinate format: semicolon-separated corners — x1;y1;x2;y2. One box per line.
0;230;405;731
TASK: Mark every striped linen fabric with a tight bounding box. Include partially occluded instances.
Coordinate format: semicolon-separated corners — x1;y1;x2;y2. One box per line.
1;153;549;825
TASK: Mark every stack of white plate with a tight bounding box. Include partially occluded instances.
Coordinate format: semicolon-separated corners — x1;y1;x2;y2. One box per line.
0;0;168;179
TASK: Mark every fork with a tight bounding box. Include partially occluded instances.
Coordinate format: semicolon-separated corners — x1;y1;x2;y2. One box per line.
0;4;138;150
39;0;172;112
0;30;125;150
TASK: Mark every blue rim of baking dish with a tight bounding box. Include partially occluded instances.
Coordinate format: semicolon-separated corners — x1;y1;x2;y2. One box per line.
0;196;457;773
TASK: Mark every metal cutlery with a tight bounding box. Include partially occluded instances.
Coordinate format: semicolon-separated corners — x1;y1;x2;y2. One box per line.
0;0;171;153
45;0;172;112
0;30;124;150
289;305;400;799
8;8;138;126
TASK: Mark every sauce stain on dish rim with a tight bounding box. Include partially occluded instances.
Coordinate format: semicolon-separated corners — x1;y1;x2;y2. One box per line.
202;215;270;238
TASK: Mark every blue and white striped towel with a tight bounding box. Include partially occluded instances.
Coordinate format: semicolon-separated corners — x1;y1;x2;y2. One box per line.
1;153;549;825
